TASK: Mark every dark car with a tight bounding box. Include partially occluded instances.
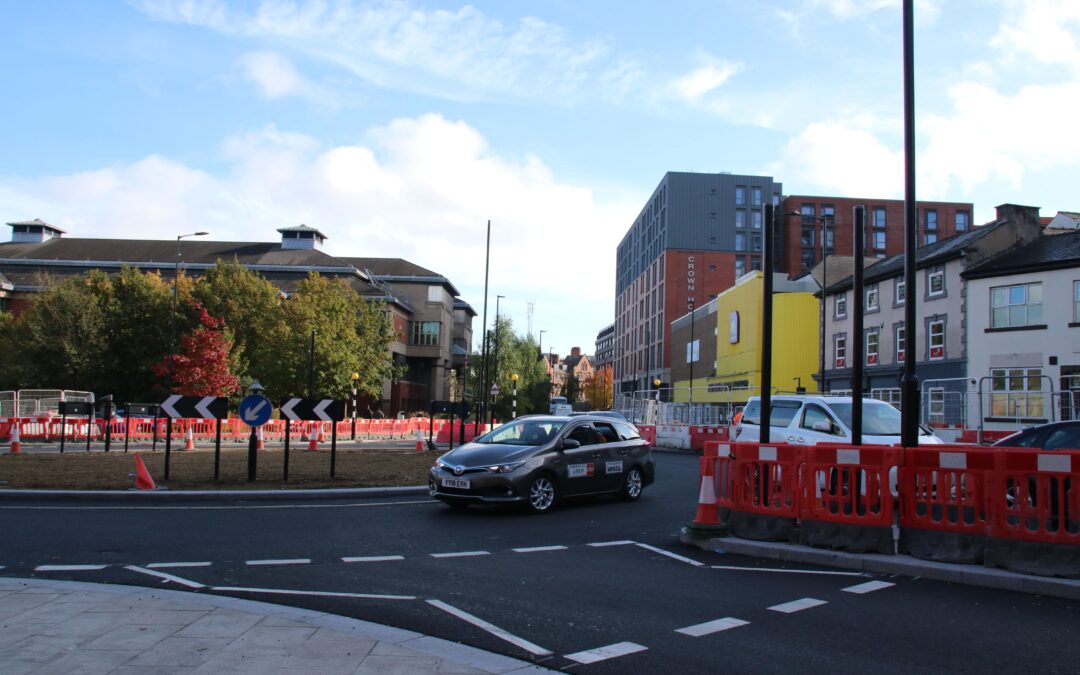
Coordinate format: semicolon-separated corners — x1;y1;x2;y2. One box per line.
568;410;631;423
992;420;1080;450
429;414;655;513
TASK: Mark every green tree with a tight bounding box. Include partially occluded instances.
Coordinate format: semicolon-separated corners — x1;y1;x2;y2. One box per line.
482;316;550;420
97;266;176;401
563;370;581;405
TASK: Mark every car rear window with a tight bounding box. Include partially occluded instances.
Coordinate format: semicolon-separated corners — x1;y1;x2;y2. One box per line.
741;400;802;427
612;421;641;441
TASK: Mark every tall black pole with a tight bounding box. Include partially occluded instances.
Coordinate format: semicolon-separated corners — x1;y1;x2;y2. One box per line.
852;206;866;445
493;294;503;426
900;0;921;447
308;328;317;398
820;214;828;392
476;220;491;435
688;303;695;419
760;203;775;443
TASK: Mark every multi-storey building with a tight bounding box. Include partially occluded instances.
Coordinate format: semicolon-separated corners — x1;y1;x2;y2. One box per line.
614;172;783;395
593;324;615;370
0;220;476;416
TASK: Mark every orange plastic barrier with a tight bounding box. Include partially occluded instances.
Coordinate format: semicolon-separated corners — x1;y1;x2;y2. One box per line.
689;425;728;451
638;425;656;446
723;442;804;541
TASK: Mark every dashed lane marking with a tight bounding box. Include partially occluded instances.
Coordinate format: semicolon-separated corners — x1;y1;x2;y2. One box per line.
711;564;864;577
675;617;750;637
146;562;212;569
430;551;490;559
587;540;636;547
843;580;896;594
125;565;205;589
427;599;553;656
512;546;568;553
768;598;828;614
245;558;311;566
213;586;415;601
342;555;405;563
565;641;648;664
634;543;705;567
35;565;107;572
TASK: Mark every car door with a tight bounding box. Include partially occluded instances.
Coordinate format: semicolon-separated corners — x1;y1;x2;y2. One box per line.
592;421;630;492
792;403;847;445
559;422;606;495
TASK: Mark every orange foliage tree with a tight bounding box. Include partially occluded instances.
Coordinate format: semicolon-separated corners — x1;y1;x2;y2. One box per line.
584;365;614;410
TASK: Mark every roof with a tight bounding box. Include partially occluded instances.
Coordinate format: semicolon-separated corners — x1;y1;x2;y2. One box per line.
6;218;66;233
963;229;1080;279
276;224;327;239
340;257;460;297
825;225;995;294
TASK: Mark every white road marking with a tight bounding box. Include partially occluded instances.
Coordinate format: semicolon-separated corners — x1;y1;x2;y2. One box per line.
512;546;568;553
146;562;212;569
125;565;205;589
843;580;896;594
213;586;414;601
768;598;828;614
0;500;436;512
565;642;648;664
245;558;310;566
342;555;405;563
675;617;750;637
427;599;553;656
35;565;107;571
588;540;636;547
634;543;705;567
710;565;864;577
430;551;490;559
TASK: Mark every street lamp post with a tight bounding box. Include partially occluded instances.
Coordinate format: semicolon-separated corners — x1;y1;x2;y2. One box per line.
538;329;546;362
492;294;504;426
511;373;519;418
169;231;208;457
350;372;359;440
688;299;696;422
788;211;831;393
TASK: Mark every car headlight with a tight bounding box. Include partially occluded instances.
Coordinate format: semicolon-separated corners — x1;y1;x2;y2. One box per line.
435;455;452;470
486;461;525;473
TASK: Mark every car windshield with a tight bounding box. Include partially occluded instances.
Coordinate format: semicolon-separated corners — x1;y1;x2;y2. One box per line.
830;401;903;436
474;420;566;445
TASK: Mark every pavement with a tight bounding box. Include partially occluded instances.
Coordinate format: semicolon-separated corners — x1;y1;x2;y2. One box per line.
0;576;555;675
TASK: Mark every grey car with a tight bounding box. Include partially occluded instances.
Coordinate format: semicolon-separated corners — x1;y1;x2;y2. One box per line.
428;414;656;513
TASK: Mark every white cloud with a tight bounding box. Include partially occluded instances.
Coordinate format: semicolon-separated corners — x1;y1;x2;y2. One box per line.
768;119;904;198
670;57;743;102
1;114;630;353
237;50;308;99
991;0;1080;75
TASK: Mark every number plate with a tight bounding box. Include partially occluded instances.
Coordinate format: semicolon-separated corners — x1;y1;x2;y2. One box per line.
441;478;470;490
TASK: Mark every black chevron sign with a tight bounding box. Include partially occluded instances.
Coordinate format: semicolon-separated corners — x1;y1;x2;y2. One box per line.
160;395;229;420
280;398;346;422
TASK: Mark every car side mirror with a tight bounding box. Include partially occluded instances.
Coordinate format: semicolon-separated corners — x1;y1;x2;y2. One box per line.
562;438;581;450
812;420;832;433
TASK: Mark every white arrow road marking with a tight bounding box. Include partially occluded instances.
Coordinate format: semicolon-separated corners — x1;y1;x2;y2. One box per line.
280;399;300;421
565;642;648;664
314;399;333;421
588;540;636;547
195;396;216;419
675;617;749;637
214;586;415;601
427;599;553;656
125;565;205;589
634;543;705;567
161;395;182;418
843;580;896;594
430;551;489;559
768;598;828;614
512;546;568;553
146;562;212;569
242;399;268;423
246;558;311;566
35;565;107;571
342;555;405;563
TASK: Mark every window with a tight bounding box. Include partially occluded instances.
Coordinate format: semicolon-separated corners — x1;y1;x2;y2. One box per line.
801;250;815;270
821;205;835;224
925;232;938;245
926;209;938;231
866;286;879;311
895;280;906;305
991;282;1043;328
895;324;905;363
741;400;802;427
871;388;902;406
735;257;746;278
801;225;815;248
409;321;440;346
708;264;717;272
873;207;886;228
873;231;886;250
752;211;763;230
990;367;1045;419
929;320;945;359
686;339;700;364
866;331;879;365
735;186;746;206
751;233;762;252
801;404;840;435
928;387;945;424
956;210;970;232
835;293;847;319
750;256;761;271
928;269;945;297
752;186;762;206
835;335;847;368
735;210;746;229
801;204;816;223
1075;281;1080;322
735;233;746;251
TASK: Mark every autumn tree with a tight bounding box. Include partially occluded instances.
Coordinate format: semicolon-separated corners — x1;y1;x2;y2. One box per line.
153;302;241;396
584;365;614;410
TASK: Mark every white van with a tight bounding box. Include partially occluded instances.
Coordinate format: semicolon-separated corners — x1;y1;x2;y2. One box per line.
549;396;572;416
733;395;942;446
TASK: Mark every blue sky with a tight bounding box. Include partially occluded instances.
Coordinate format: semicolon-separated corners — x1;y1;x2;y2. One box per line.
2;1;1078;358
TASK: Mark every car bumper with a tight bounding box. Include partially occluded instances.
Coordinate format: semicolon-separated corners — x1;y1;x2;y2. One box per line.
428;468;529;504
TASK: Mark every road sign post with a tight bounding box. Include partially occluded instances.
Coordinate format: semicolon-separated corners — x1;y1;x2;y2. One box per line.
57;401;92;455
159;395;230;481
280;398;346;479
239;393;272;483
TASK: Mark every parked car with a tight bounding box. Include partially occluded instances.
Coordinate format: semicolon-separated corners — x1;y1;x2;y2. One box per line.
568;410;631;422
429;414;655;513
991;420;1080;450
732;395;943;446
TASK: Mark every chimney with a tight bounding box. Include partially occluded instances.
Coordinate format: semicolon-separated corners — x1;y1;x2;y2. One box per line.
277;224;327;251
8;219;65;243
994;204;1040;229
571;347;581;357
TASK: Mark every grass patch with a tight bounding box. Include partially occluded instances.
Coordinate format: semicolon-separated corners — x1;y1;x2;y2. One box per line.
0;447;437;490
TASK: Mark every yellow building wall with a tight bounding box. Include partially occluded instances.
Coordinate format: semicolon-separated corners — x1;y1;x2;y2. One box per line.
676;273;819;403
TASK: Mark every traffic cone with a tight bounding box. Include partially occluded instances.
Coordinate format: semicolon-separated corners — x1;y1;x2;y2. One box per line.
134;454;157;490
183;426;195;451
686;442;725;535
415;429;425;452
8;424;21;455
256;426;264;450
306;425;321;452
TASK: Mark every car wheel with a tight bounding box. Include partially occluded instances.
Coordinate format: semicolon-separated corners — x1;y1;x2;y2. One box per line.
621;467;644;501
525;474;557;514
